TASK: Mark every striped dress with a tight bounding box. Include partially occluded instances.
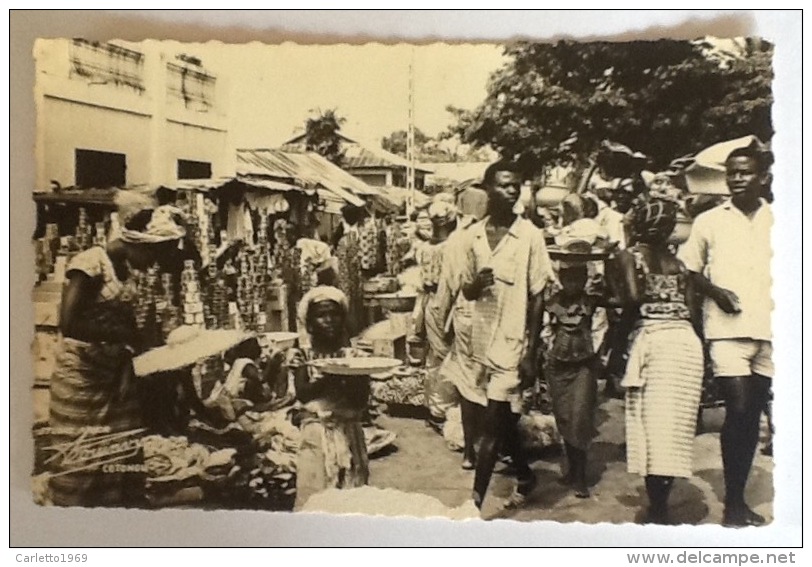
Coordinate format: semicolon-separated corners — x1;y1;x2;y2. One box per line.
622;253;704;478
47;247;145;507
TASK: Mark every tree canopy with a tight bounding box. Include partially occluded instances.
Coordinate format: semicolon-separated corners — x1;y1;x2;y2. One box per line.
448;39;773;174
304;108;346;166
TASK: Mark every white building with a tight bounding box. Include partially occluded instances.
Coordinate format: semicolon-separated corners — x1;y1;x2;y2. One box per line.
34;39;232;191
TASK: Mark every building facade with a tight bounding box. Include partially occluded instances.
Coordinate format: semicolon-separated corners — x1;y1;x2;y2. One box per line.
34;39;232;191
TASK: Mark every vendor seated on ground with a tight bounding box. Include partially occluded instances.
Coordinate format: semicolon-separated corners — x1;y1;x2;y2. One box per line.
287;286;371;510
202;336;289;429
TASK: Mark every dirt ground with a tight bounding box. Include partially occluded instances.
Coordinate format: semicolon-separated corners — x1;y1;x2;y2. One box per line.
367;391;774;525
30;383;773;525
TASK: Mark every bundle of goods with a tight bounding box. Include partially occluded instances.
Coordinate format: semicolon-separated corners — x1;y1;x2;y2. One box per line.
155;272;181;341
34;223;60;279
181;260;205;328
234;246;272;333
362;276;399;295
92;221;106;249
208;277;231;330
517;411;562;453
215;446;297;510
142;434;238;507
133;264;165;348
384;222;410;276
369;365;427;408
302;486;480;519
271;219;291;282
74;207;93;251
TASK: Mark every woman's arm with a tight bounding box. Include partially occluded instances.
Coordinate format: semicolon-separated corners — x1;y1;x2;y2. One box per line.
59;272;92;339
293;364;321;403
606;251;643;307
684;269;705;340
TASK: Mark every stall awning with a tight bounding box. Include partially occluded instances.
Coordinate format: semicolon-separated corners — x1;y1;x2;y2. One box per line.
159;176;306;194
33;186;157;211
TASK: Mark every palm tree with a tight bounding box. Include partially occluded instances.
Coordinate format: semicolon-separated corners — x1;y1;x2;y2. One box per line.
304;108;347;166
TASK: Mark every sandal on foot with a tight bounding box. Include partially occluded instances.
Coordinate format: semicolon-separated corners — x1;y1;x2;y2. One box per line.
723;506;766;527
503;490;527;509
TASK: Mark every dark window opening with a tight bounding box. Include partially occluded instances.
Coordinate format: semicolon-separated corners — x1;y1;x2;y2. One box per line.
75;149;126;188
177;159;212;180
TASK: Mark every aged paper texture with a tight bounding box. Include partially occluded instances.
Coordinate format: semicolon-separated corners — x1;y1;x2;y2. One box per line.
10;10;801;548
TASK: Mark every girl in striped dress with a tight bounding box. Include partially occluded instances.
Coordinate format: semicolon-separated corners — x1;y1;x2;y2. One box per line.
609;199;704;524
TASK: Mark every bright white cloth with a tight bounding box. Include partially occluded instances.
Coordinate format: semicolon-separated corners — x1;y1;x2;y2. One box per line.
678;199;773;341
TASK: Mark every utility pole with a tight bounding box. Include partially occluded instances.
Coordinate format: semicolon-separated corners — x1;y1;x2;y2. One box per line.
406;47;415;216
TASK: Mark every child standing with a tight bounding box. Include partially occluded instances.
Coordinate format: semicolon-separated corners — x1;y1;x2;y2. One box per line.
545;261;601;498
287;286;371;510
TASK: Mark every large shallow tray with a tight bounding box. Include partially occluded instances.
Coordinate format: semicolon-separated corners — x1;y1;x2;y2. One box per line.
309;357;402;376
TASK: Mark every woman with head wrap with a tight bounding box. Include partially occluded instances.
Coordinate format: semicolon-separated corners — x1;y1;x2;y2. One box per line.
606;199;704;524
288;286;371;510
48;206;187;507
416;197;471;431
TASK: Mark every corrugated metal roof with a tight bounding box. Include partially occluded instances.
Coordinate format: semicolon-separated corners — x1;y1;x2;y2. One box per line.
237;149;373;207
342;144;433;173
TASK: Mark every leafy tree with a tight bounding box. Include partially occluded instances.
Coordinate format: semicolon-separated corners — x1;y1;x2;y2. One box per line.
304;108;347;166
449;39;773;174
381;128;429;156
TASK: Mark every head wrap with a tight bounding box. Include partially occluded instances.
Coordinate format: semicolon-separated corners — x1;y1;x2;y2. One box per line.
120;205;186;244
427;196;459;225
630;199;678;244
296;286;349;348
559;193;585;227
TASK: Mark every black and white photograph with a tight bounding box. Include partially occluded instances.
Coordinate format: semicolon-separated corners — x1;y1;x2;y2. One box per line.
11;10;802;547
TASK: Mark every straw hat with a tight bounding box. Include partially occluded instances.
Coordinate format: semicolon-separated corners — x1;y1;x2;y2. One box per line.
132;325;252;377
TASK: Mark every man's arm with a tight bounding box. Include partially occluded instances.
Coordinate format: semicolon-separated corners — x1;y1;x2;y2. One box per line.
521;228;555;385
685;270;741;314
677;215;739;314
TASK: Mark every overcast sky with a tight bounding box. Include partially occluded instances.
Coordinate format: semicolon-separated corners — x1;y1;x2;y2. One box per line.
186;42;506;149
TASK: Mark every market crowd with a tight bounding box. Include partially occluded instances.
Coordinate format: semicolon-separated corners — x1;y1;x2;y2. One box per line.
35;137;773;527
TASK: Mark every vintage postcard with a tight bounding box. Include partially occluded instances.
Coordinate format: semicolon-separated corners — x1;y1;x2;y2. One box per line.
15;11;801;547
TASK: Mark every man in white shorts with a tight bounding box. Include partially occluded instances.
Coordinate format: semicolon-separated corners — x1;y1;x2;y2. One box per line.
678;144;773;527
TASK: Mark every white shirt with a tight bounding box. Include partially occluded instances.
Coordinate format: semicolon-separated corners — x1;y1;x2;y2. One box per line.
678;199;773;341
595;203;627;249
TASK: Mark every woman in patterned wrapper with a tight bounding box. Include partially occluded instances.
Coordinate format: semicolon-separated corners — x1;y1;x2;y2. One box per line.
47;206;186;507
288;286;371;510
607;199;704;524
333;205;379;336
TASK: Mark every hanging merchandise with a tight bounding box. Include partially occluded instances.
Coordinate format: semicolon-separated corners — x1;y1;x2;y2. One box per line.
75;208;92;251
384;222;403;276
271;219;289;282
133;263;164;349
93;222;107;249
359;217;378;272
